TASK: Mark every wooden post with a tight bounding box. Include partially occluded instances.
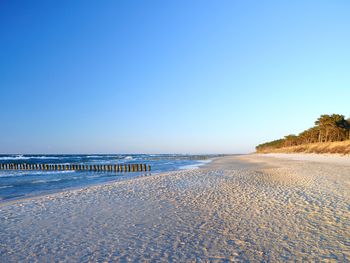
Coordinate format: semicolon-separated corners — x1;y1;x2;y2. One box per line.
148;165;151;172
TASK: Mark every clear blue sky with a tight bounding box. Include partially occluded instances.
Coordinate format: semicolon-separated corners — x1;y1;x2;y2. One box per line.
1;1;349;154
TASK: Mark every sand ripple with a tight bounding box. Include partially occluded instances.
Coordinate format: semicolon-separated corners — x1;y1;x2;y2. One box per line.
0;156;349;262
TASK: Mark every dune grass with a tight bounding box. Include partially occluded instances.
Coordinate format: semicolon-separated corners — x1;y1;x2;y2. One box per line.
256;140;350;155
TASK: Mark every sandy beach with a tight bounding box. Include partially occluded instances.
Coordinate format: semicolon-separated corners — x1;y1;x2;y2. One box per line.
1;154;349;262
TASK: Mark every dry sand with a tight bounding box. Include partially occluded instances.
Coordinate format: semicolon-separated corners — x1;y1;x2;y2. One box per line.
0;155;349;262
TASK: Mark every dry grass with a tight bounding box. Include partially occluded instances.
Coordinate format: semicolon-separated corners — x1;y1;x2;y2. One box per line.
257;140;350;155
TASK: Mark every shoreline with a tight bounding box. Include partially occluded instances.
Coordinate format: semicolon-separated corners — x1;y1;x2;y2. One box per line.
2;153;349;206
0;158;216;206
1;154;349;261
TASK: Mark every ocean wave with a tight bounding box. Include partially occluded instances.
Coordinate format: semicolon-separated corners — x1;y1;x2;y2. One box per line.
0;155;64;161
0;185;13;189
0;155;30;160
0;170;75;177
31;175;83;184
179;160;212;170
31;156;61;160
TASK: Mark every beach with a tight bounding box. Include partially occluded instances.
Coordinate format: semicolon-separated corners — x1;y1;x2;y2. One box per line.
1;154;349;262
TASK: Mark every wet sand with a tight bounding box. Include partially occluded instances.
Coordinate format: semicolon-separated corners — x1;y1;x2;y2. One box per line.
1;154;349;262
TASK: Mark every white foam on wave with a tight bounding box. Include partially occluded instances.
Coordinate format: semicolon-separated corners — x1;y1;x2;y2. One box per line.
125;156;133;160
0;155;64;161
0;185;13;189
179;160;212;170
0;155;30;161
0;170;75;177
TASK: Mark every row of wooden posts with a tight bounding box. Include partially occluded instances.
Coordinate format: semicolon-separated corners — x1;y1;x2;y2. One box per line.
0;163;151;173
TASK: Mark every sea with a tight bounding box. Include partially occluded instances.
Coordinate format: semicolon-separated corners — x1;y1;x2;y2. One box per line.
0;154;217;201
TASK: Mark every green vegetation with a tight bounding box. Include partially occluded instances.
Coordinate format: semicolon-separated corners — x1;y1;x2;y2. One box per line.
256;114;350;153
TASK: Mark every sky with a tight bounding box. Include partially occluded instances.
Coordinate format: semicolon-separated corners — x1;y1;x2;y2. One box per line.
1;0;349;154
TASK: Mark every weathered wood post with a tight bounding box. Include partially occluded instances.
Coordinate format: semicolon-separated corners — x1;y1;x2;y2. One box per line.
148;165;151;172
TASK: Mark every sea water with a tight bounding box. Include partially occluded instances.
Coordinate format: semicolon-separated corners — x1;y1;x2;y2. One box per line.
0;154;215;201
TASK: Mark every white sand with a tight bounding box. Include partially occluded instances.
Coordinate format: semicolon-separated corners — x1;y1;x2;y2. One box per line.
0;155;349;262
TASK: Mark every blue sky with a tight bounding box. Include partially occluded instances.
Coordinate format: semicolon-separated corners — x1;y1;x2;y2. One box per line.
1;1;349;154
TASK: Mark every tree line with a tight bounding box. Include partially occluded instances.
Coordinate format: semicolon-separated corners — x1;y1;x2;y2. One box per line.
256;114;350;151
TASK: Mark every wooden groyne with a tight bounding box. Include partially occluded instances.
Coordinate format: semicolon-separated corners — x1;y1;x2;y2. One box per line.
0;163;151;173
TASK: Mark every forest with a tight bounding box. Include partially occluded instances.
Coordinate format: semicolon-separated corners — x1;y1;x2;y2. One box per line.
256;114;350;152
